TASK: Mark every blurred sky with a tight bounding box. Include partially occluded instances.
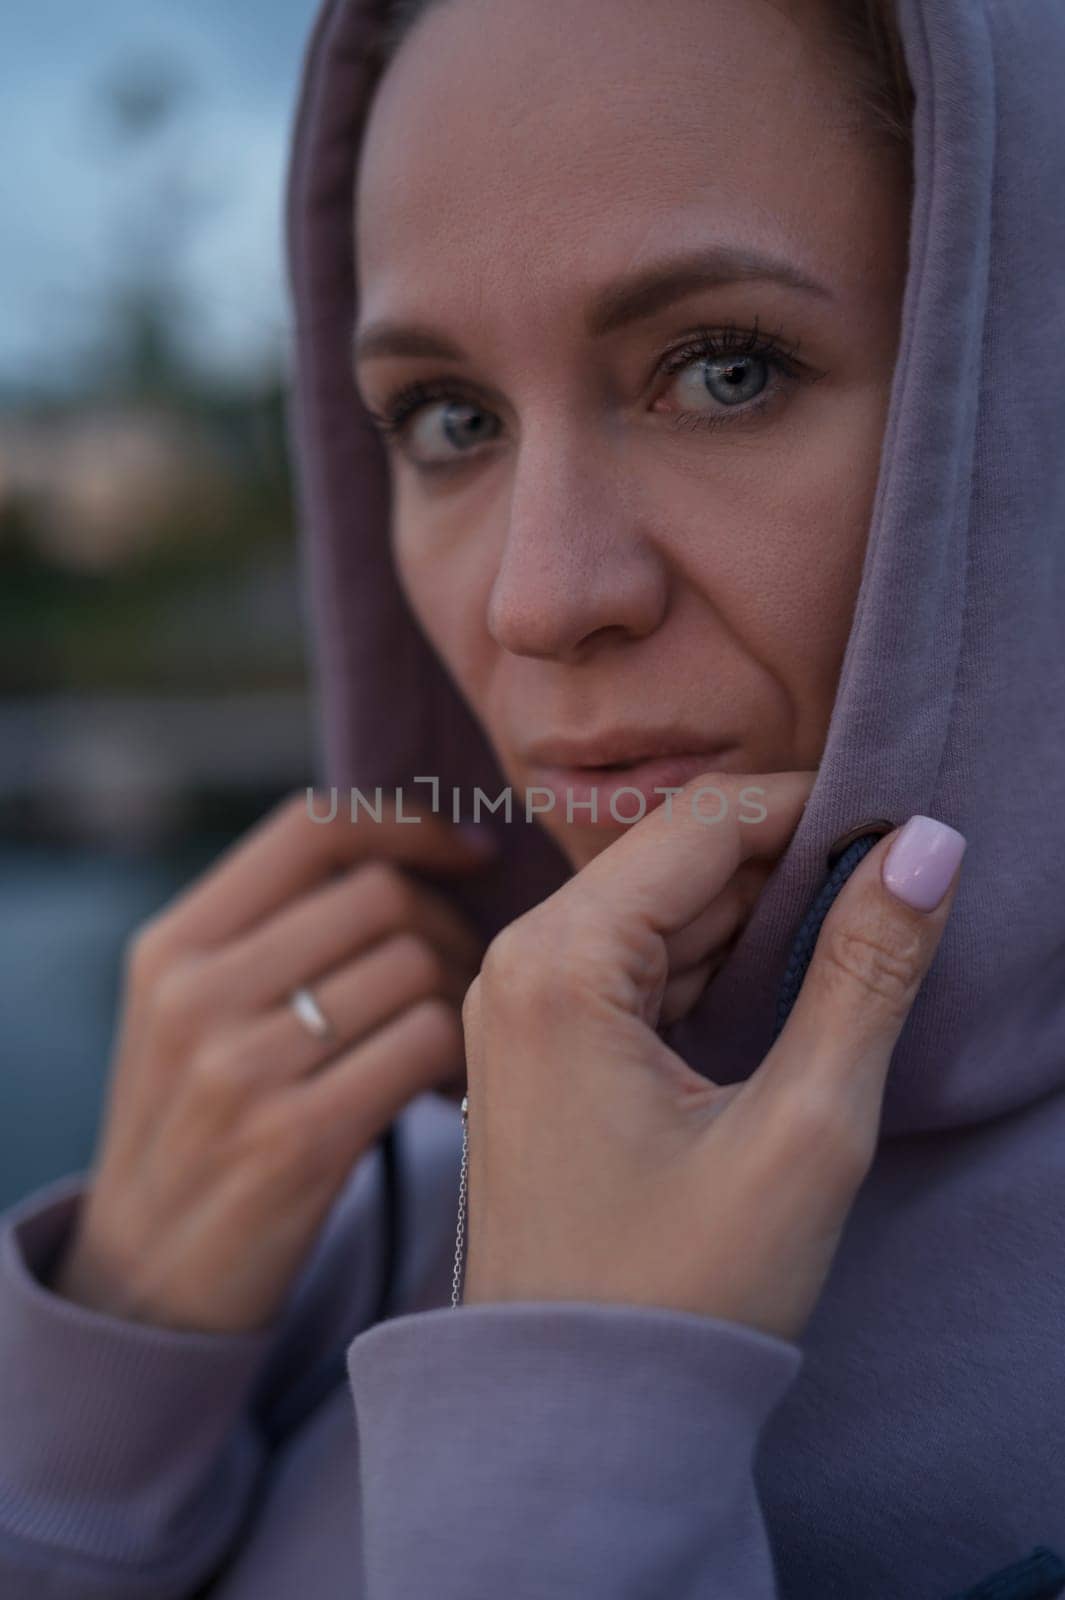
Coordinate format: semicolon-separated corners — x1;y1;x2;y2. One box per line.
0;0;319;394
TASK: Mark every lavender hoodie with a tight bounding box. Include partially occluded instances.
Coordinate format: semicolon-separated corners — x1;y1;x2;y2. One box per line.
3;0;1065;1595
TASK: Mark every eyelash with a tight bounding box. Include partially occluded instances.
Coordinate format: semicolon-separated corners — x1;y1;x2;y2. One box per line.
362;317;810;469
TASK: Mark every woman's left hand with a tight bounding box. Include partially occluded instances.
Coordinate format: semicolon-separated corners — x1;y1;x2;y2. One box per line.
460;771;963;1343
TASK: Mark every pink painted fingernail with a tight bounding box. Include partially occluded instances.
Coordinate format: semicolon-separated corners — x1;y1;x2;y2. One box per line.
881;815;967;912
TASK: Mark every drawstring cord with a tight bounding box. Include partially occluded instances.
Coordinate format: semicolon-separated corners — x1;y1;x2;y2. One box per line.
771;821;894;1045
945;1546;1065;1600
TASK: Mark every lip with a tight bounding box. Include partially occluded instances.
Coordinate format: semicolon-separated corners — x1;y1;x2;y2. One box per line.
523;726;730;767
526;748;739;827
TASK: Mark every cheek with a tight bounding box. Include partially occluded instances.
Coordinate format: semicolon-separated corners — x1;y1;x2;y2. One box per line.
768;399;885;690
391;514;493;699
647;400;880;717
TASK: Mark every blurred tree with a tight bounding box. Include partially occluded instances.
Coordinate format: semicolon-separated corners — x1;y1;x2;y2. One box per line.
85;52;212;403
0;47;301;693
97;56;195;141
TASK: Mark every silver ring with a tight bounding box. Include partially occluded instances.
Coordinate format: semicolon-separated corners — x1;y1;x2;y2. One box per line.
290;985;336;1042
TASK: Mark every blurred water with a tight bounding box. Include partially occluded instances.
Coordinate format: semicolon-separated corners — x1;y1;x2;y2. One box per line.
0;841;205;1211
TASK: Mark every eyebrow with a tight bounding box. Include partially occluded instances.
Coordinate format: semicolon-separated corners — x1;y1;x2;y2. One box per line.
352;243;832;369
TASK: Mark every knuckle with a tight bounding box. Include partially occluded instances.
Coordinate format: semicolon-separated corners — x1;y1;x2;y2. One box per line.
265;789;313;849
776;1078;839;1147
389;931;446;995
773;1080;872;1187
479;894;612;1017
294;786;343;837
407;994;463;1061
123;915;174;985
291;788;338;855
481;912;560;1001
817;914;922;1019
150;954;213;1040
285;787;310;818
188;1035;247;1098
279;787;315;829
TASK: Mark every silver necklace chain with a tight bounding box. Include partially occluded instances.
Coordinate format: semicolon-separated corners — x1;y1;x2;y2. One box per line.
450;1093;469;1309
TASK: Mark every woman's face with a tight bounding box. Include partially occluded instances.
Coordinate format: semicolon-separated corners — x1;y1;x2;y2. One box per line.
354;0;911;871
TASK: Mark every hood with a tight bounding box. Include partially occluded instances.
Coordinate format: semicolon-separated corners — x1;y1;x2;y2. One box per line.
284;0;1065;1140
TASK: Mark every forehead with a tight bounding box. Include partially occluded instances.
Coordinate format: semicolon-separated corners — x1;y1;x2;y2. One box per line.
355;0;887;321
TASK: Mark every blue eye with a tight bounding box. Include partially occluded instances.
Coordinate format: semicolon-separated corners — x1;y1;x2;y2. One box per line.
669;349;770;410
364;318;810;468
364;382;501;470
409;398;501;462
653;321;807;435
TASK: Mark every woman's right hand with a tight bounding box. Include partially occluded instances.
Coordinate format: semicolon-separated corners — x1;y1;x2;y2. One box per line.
46;790;497;1334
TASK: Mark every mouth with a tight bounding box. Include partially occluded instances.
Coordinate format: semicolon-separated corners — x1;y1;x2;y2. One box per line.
526;748;739;827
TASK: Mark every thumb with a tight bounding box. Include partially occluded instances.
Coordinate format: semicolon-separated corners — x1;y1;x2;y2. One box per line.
747;814;966;1147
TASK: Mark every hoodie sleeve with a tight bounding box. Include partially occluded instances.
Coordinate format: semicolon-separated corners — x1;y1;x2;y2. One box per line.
0;1090;462;1598
0;1171;279;1599
348;1299;802;1600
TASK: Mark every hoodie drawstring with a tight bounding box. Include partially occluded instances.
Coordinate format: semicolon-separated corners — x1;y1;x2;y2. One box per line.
944;1545;1065;1600
771;819;895;1045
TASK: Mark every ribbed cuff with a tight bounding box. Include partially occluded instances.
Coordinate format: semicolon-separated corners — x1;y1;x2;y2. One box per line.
0;1174;274;1563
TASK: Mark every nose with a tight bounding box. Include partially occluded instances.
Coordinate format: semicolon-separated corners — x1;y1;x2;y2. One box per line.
485;426;669;662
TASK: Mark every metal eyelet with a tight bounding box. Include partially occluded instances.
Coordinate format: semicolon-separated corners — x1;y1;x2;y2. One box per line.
825;818;896;870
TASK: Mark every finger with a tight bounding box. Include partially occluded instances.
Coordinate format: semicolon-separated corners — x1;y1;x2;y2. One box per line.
575;769;814;946
224;935;479;1086
747;814;966;1157
285;997;467;1161
527;772;811;1039
202;860;487;1014
662;875;753;973
659;956;721;1026
146;791;498;952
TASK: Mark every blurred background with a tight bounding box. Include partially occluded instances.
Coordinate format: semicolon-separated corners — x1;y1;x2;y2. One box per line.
1;1;320;1209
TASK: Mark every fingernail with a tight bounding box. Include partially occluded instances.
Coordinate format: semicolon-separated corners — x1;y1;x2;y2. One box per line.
881;815;966;912
456;820;500;856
